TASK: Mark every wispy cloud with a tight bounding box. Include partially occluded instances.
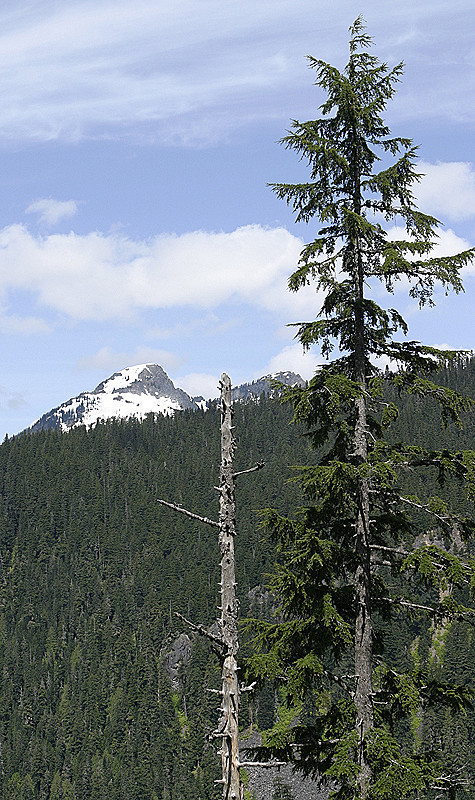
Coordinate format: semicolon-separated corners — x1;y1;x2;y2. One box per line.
174;372;221;399
0;313;51;335
260;341;323;381
0;0;308;143
0;384;27;410
26;198;78;227
77;345;181;374
0;1;473;144
146;313;238;341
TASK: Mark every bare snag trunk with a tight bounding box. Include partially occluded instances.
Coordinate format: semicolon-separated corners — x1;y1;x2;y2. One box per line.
216;373;242;800
157;373;244;799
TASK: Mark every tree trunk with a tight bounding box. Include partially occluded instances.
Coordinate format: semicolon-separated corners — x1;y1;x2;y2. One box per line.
217;373;242;800
353;250;374;798
157;374;244;798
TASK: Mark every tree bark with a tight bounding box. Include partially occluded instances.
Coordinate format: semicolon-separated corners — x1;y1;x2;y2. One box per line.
353;245;374;799
157;373;244;798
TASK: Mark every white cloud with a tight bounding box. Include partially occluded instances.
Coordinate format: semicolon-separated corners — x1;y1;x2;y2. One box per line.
260;341;322;381
433;342;467;351
0;223;310;321
0;313;51;335
436;230;475;282
382;226;474;285
26;198;78;227
1;218;468;332
415;162;475;222
175;372;221;399
385;225;471;257
77;345;181;374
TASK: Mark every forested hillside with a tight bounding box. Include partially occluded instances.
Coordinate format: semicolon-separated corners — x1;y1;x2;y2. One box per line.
0;395;314;800
0;359;475;799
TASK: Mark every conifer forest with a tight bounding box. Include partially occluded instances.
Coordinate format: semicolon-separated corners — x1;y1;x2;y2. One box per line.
2;19;475;800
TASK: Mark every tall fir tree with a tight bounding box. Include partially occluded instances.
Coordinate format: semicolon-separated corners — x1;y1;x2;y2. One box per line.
247;18;475;800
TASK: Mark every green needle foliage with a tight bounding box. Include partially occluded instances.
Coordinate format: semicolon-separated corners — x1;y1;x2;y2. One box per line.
247;18;475;800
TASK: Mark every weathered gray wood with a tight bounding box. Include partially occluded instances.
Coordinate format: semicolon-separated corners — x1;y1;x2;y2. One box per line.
156;498;219;528
174;611;225;652
156;373;245;799
233;463;264;478
216;372;242;800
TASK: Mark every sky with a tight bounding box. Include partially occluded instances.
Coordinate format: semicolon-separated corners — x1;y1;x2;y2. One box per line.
1;0;475;437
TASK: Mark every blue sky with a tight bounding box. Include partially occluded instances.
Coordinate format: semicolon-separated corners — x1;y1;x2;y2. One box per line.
1;0;475;437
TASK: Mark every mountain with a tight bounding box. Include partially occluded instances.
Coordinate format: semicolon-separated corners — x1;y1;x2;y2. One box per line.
29;364;199;433
28;364;305;433
231;371;305;402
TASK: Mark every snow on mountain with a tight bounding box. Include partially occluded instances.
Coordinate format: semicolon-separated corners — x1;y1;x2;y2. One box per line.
28;364;199;433
27;365;305;433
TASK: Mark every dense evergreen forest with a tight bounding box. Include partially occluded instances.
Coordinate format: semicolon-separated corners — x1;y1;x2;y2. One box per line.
1;358;475;799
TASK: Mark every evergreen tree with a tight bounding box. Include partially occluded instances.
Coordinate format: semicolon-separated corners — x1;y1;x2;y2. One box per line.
247;18;475;800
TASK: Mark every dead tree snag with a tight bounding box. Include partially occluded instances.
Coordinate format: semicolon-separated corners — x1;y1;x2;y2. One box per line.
215;372;242;800
158;373;265;800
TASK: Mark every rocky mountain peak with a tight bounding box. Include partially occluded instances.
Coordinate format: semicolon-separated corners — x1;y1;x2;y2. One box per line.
28;364;198;433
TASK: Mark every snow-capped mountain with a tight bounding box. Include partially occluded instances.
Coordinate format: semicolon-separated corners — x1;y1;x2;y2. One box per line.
27;365;304;433
29;364;199;433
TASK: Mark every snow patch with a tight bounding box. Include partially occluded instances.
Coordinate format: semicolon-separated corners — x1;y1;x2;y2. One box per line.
79;391;180;428
99;364;151;394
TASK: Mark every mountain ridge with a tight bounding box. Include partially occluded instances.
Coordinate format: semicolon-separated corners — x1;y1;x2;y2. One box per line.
28;364;304;433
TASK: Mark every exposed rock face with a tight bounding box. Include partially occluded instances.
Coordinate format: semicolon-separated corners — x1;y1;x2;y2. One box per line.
163;632;193;691
231;372;305;402
242;732;328;800
165;604;327;798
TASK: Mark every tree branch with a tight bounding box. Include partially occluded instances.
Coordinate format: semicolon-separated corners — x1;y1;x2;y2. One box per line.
174;611;225;650
238;760;287;768
233;462;265;478
157;498;219;528
398;495;455;528
323;669;356;697
381;597;436;613
369;544;409;556
240;681;257;693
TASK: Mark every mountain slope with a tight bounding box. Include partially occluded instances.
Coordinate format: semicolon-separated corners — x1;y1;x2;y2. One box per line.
1;395;314;800
231;370;304;402
1;357;475;799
